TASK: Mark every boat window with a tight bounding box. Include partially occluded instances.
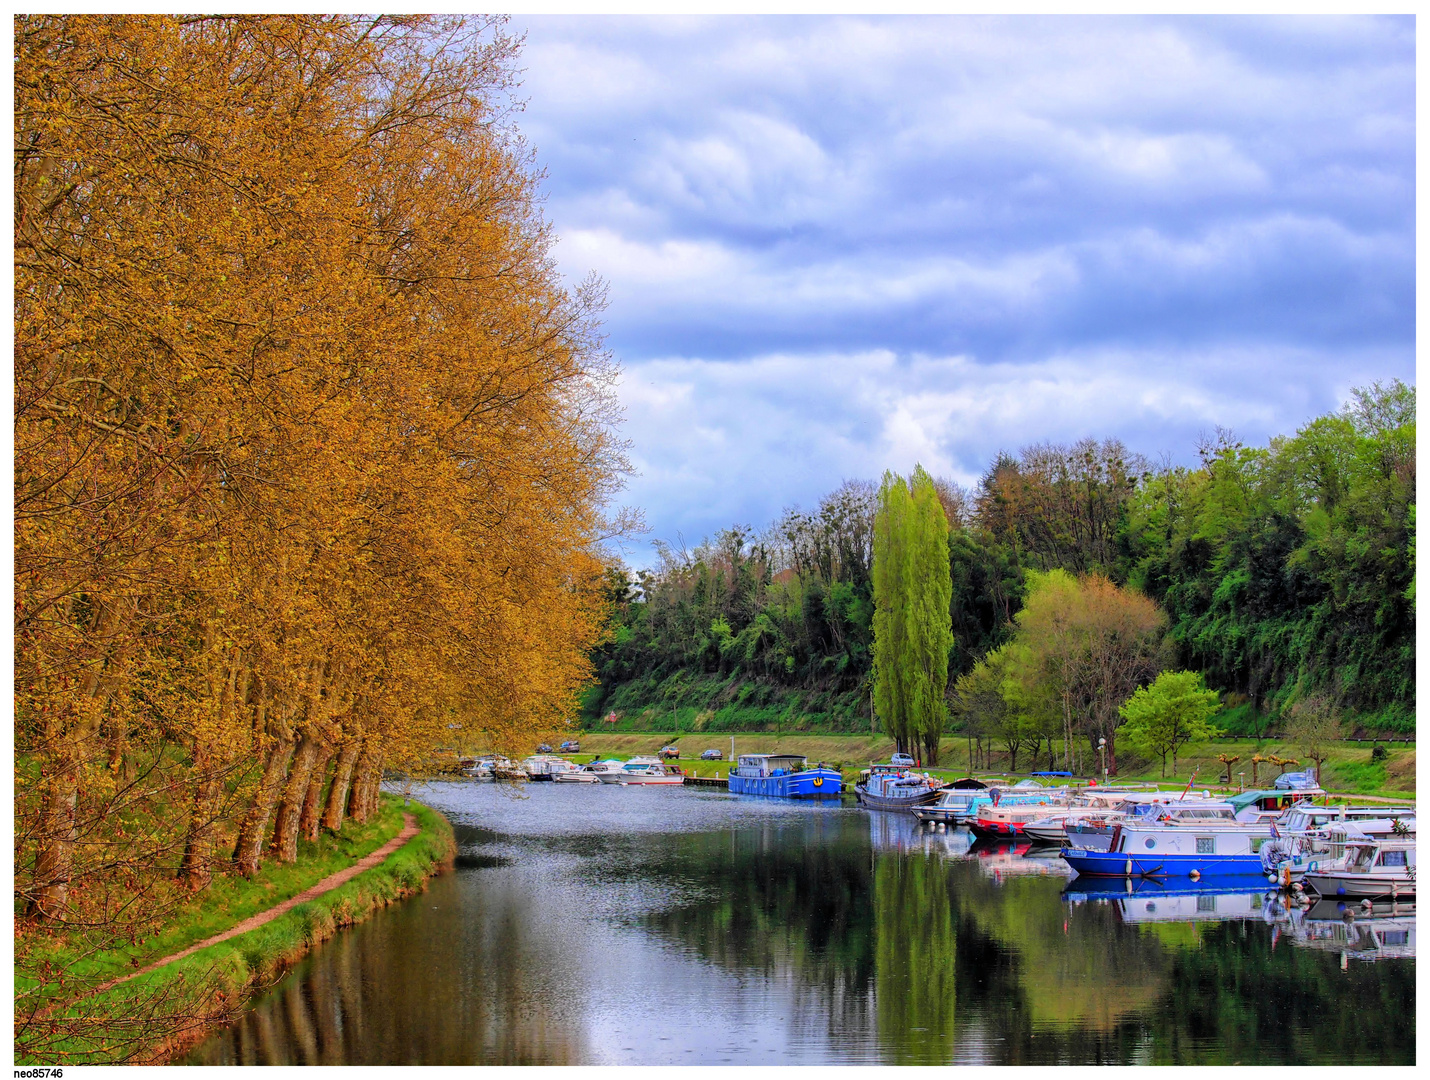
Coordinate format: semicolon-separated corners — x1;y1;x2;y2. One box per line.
1379;931;1409;945
1377;850;1408;867
1196;837;1215;854
1144;837;1156;849
1196;895;1216;912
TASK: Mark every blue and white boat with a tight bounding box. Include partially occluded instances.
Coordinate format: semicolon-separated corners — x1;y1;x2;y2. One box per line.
1062;803;1274;879
728;754;842;798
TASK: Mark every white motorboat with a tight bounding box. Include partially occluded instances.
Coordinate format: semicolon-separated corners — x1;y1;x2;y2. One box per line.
1304;834;1416;901
554;762;602;783
597;757;684;785
1260;806;1415;884
521;755;580;781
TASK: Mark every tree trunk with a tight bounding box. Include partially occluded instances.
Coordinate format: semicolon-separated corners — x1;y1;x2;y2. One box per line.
179;759;222;889
299;746;333;842
233;736;295;876
30;763;79;919
271;735;319;863
322;741;360;833
348;743;377;823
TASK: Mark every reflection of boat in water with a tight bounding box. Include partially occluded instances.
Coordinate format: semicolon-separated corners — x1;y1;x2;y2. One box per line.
1284;899;1416;962
868;809;974;857
854;764;942;812
1064;877;1271;923
728;754;842;798
968;838;1075;883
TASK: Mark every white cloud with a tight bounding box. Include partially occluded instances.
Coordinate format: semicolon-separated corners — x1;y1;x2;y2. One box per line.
512;15;1414;556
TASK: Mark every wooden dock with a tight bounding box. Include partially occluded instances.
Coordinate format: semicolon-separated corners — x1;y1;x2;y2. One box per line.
683;775;728;788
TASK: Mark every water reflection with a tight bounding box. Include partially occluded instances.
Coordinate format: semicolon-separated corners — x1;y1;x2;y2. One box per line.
187;784;1414;1065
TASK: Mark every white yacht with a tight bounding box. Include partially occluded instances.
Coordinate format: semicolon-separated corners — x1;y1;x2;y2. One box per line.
1304;834;1416;901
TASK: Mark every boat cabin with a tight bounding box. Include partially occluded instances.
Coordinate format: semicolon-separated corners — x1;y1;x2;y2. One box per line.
1228;788;1321;821
734;754;807;778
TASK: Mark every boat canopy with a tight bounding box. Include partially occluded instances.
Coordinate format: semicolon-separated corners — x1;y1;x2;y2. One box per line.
948;777;987;789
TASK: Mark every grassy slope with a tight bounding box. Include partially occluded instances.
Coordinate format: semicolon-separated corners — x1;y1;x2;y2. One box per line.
15;795;456;1065
590;671;1412;739
573;732;1416;798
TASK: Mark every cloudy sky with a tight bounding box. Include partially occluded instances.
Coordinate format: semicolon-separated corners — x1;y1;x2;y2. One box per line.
509;14;1415;564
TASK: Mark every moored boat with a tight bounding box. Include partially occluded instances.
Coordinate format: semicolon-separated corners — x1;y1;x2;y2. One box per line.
597;756;685;785
1259;806;1415;884
1062;805;1274;879
854;764;943;812
968;789;1068;840
1304;835;1416;901
728;754;841;798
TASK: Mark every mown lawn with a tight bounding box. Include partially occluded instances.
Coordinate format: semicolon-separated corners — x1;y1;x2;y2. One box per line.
570;732;1415;798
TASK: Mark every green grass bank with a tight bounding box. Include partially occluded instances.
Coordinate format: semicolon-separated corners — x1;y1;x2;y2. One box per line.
15;794;455;1066
573;732;1415;800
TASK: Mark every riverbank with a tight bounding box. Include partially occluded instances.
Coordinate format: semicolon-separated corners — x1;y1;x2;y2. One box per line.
14;795;455;1065
571;732;1416;799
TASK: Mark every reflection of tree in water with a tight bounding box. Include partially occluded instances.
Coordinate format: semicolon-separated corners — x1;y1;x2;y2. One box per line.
1147;920;1415;1064
643;818;1413;1065
643;817;879;1038
873;854;957;1063
189;872;585;1065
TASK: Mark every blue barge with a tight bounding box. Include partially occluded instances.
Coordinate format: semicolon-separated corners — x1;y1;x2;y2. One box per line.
728;754;842;798
1062;817;1273;880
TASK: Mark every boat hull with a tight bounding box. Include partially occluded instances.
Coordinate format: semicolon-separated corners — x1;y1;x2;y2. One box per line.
729;769;842;798
1061;847;1266;879
1304;873;1415;901
911;806;963;825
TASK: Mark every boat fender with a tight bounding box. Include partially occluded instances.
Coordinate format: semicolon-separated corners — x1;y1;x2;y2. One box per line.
1125;859;1133;876
1189;869;1201;882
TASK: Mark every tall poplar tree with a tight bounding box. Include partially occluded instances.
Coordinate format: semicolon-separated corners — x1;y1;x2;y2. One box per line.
873;467;953;762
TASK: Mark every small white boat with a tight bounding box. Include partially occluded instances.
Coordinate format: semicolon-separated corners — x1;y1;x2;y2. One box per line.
597;757;685;785
1304;834;1416;901
1260;806;1415;884
554;762;602;783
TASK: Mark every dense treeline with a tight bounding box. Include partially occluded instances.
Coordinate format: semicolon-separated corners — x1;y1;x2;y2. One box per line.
15;12;623;950
590;382;1414;737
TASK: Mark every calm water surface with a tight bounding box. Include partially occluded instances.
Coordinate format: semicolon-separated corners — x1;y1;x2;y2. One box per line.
188;782;1414;1065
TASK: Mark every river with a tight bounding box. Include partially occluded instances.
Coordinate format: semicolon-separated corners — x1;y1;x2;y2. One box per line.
187;781;1415;1065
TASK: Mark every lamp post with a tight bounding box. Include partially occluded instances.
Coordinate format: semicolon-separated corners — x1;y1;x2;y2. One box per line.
1098;737;1107;781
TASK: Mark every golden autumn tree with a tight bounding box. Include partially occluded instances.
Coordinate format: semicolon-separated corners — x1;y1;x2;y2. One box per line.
15;11;627;960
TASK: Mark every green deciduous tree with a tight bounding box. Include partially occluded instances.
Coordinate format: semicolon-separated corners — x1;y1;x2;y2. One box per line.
873;467;953;762
1116;671;1223;777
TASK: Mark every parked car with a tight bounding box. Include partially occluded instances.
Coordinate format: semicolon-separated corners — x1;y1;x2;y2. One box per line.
658;745;680;759
536;743;553;754
890;752;915;767
559;740;580;753
700;749;722;761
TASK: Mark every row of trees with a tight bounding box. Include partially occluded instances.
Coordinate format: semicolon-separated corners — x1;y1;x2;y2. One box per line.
590;383;1414;743
15;14;623;939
